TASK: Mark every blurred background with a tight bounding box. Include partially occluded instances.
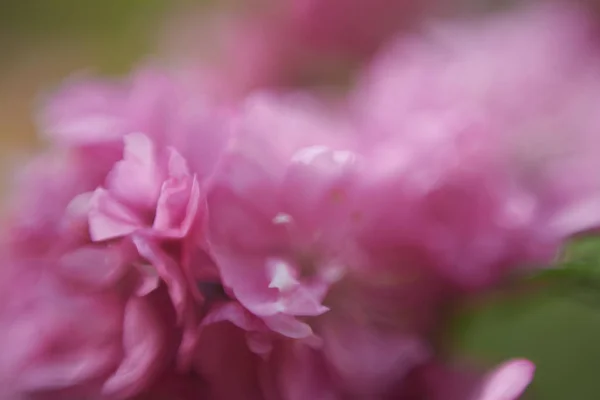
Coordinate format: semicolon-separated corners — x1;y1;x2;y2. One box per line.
0;0;191;187
1;0;600;398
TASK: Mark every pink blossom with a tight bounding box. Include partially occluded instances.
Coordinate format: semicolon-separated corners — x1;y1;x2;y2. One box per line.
349;2;600;290
7;131;203;329
206;93;359;338
42;68;180;148
202;85;541;398
131;373;208;400
263;339;338;400
162;0;440;99
88;132;201;241
2;3;585;397
218;328;534;400
8;66;228;254
4;150;113;257
288;0;434;57
193;303;268;400
41;67;231;183
316;276;441;395
0;257;177;399
204;93;446;397
27;67;229;338
0;67;233;397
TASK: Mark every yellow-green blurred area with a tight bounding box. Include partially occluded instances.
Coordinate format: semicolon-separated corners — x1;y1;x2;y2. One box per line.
0;0;194;160
456;292;600;399
1;1;600;399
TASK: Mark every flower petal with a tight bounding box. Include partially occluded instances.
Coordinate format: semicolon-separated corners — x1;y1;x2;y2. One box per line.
88;188;145;241
106;132;165;211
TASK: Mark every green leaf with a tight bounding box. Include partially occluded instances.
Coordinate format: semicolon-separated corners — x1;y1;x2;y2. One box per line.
453;292;600;400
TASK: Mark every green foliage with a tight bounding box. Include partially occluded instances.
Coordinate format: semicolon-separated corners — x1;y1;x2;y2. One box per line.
454;236;600;399
0;0;170;38
0;0;190;73
456;293;600;399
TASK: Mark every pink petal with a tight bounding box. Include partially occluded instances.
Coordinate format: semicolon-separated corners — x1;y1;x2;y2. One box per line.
166;147;191;178
102;297;167;398
207;251;326;339
321;316;430;394
40;77;129;145
201;302;267;333
290;0;427;56
477;359;535;400
6;152;109;256
270;341;339;400
131;373;208;400
0;265;124;395
57;243;133;290
262;314;314;339
106;132;165;211
152;175;201;238
88;187;145;241
133;236;189;323
194;320;264;400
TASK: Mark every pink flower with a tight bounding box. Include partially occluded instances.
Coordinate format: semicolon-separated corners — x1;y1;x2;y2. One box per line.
317;314;430;396
316;276;440;395
262;339;339;400
41;67;231;183
4;148;117;258
193;302;269;400
288;0;434;57
203;93;444;397
1;5;579;396
1;66;235;396
42;68;180;148
8;66;228;254
206;93;360;338
88;132;201;241
29;66;231;343
162;0;439;99
131;373;208;400
201;87;539;398
349;2;600;290
0;257;177;399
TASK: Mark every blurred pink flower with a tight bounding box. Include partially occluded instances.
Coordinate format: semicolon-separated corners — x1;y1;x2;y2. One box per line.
162;0;441;99
88;132;201;241
0;257;177;399
192;302;269;400
41;67;231;183
8;66;229;254
42;68;183;148
202;91;533;398
5;150;111;257
350;2;600;290
206;93;359;338
288;0;432;57
10;2;600;398
0;68;231;397
239;336;534;399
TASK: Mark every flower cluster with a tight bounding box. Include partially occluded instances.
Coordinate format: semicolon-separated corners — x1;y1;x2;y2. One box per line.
1;1;600;399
